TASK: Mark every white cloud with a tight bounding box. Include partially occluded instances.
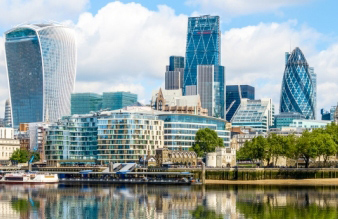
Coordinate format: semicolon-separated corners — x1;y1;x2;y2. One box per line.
186;0;311;17
73;2;187;82
0;0;89;27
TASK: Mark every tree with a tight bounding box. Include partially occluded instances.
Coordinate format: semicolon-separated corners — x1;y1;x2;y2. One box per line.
296;131;319;168
266;134;285;166
30;151;40;163
10;149;29;163
315;133;336;165
190;128;224;157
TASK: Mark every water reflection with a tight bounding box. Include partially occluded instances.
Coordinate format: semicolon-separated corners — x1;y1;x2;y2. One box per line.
0;184;337;219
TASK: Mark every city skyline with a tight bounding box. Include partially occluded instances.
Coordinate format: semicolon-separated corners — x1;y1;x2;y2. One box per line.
0;1;337;119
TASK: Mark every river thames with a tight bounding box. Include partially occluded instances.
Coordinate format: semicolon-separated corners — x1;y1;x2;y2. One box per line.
0;183;337;219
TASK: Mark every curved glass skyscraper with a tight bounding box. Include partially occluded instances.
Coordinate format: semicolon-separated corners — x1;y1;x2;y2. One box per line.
280;47;316;120
5;24;76;127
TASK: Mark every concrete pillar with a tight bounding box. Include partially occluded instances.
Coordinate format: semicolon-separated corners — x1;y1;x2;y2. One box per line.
202;162;206;185
28;163;32;172
109;162;114;172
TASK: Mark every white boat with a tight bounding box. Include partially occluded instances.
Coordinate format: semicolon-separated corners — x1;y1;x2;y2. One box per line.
0;172;58;184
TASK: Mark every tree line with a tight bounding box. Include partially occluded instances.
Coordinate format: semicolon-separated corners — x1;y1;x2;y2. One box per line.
237;122;338;168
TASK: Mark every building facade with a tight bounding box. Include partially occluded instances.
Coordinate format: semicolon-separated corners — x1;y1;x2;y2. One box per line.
226;85;255;122
197;65;225;118
71;93;103;115
102;92;137;111
155;148;197;166
45;114;99;163
4;99;12;127
280;47;316;120
97;107;164;163
158;114;230;151
0;128;20;164
166;56;184;90
321;106;337;121
231;98;274;133
5;24;76;127
184;15;221;94
151;88;208;116
274;112;305;129
289;119;331;130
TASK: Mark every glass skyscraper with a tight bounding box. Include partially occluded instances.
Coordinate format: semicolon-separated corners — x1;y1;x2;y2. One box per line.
226;85;255;122
280;47;316;119
71;93;103;115
102;92;137;111
184;15;221;94
5;24;76;127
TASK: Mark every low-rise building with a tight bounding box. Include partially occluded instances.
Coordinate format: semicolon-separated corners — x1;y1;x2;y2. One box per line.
151;88;208;116
155;147;197;166
0;128;20;165
289;119;331;130
206;142;237;168
273;112;305;129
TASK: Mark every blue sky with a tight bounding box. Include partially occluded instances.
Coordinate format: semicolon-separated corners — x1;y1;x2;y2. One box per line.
0;0;337;117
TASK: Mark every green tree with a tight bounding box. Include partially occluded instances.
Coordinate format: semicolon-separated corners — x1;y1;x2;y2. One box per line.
190;128;223;157
10;149;29;163
315;133;336;165
30;151;40;162
296;131;319;168
266;134;285;166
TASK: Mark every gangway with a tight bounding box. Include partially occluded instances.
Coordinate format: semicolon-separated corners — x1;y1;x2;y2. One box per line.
102;163;123;173
117;163;136;174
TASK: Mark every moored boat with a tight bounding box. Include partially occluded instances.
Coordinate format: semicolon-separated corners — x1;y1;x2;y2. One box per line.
0;172;58;184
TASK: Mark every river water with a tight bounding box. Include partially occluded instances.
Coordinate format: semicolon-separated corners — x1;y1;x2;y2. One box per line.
0;183;337;219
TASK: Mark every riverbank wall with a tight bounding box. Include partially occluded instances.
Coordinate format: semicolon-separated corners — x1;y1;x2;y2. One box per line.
149;168;338;180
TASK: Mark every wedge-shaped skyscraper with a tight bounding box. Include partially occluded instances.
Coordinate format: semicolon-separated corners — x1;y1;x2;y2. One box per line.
280;47;316;120
5;24;76;127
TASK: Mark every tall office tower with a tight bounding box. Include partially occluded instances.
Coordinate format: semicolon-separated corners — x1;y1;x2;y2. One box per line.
197;65;225;118
4;99;12;127
71;93;103;115
226;85;255;122
102;92;137;110
5;24;76;127
309;67;317;119
165;56;184;90
184;15;221;95
280;47;315;120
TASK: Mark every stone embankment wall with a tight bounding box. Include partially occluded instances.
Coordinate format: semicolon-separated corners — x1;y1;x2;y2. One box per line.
150;168;338;180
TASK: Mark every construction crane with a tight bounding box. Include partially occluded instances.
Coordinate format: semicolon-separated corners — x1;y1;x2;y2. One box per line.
225;100;236;115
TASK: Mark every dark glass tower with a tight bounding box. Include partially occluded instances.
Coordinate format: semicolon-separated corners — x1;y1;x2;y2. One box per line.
280;47;315;119
102;92;137;110
183;15;221;94
169;56;184;71
71;93;103;115
226;85;255;122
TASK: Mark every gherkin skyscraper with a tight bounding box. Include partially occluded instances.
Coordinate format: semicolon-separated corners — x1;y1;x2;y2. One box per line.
280;47;316;119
